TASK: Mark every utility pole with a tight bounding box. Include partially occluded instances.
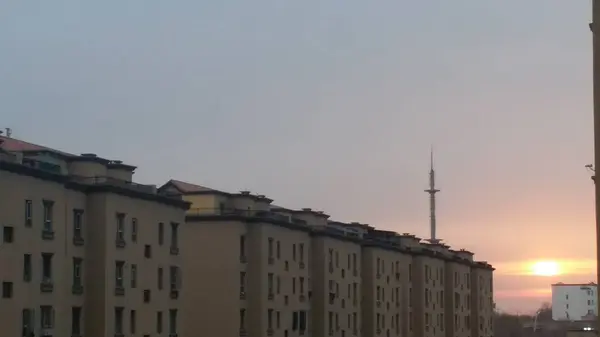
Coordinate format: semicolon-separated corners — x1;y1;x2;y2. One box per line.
425;149;441;244
590;0;600;330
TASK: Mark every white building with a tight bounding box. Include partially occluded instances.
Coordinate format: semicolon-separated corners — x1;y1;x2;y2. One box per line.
551;282;597;321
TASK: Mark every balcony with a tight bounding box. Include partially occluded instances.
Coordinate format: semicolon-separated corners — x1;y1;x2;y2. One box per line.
240;291;246;300
267;329;274;336
268;293;274;301
268;257;274;265
42;229;55;240
328;264;334;273
115;238;126;248
240;255;247;263
239;329;248;337
170;246;180;255
353;269;358;277
299;262;305;270
300;294;306;303
73;236;84;246
40;279;53;293
72;284;84;295
114;286;125;296
170;289;179;299
376;300;381;308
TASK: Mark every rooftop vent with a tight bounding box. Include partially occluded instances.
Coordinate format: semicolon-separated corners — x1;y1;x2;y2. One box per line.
240;191;251;195
301;208;312;212
111;160;123;164
257;195;266;198
81;153;97;158
350;222;359;225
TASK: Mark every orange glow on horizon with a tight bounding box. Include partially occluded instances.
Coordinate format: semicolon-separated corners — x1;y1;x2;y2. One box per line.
530;261;560;276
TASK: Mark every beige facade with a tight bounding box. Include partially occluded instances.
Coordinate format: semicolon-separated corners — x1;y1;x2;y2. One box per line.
0;136;188;337
0;134;494;337
444;252;473;337
162;178;494;337
471;265;494;337
309;228;362;337
361;241;412;337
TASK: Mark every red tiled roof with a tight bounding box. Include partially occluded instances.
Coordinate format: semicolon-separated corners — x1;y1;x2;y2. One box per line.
0;136;73;156
166;179;215;193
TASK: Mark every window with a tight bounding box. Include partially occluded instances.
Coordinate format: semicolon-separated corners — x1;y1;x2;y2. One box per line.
2;282;12;298
268;238;274;260
299;243;305;263
3;226;14;243
41;306;55;328
43;200;53;232
158;222;164;245
277;241;281;259
73;209;84;241
131;218;138;242
116;213;125;242
25;200;32;226
144;245;152;258
157;311;163;333
158;267;163;290
115;261;125;288
131;264;138;288
240;272;246;294
268;309;273;330
130;310;137;334
277;311;281;329
299;311;307;332
170;222;179;249
240;235;246;261
22;309;34;337
276;276;281;294
73;258;83;288
23;254;31;282
169;309;178;333
114;307;124;334
70;307;82;336
144;290;151;302
240;309;246;331
170;266;181;291
268;273;274;296
292;244;296;261
42;253;53;282
300;277;305;294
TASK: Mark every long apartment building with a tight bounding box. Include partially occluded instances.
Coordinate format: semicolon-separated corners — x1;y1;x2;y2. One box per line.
161;179;495;337
0;135;188;337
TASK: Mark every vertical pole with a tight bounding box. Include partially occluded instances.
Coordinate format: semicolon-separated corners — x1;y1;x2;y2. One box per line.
592;0;600;330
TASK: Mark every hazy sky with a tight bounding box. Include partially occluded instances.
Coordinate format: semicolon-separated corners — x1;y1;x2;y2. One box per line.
0;0;595;313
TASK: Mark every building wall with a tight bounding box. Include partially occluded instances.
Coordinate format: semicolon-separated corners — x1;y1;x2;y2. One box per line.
0;159;186;337
552;284;598;321
413;255;446;337
311;235;362;337
361;246;412;337
471;267;494;337
445;262;472;337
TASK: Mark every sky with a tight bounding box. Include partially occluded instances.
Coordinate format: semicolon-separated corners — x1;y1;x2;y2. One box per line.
0;0;595;313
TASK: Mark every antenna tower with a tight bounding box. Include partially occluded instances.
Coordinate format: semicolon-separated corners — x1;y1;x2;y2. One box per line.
425;148;441;244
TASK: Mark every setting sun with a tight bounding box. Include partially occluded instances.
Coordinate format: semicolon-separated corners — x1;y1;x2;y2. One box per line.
531;261;561;276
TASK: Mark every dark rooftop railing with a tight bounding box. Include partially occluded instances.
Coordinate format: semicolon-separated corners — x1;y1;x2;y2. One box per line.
69;175;159;195
187;207;309;225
